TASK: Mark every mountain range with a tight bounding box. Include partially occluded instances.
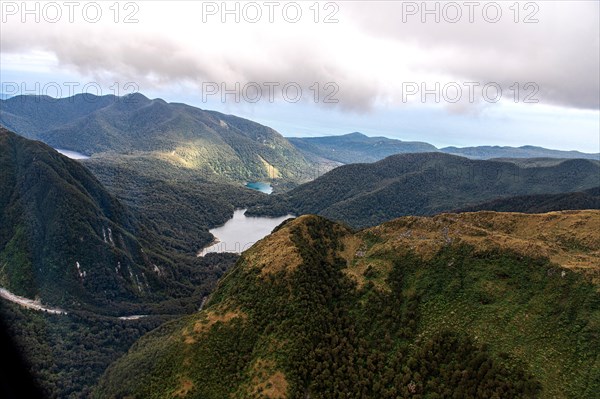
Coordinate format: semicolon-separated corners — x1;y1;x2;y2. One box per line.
2;95;597;187
1;94;599;398
442;145;600;160
289;132;599;165
0;94;314;183
95;211;600;398
288;132;438;164
0;128;249;397
247;152;600;227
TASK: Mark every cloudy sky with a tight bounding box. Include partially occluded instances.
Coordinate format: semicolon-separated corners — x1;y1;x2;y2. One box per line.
1;0;598;152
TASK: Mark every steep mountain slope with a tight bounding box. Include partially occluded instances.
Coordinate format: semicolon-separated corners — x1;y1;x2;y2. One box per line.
84;154;266;254
0;128;234;312
0;94;313;183
455;187;600;213
0;127;149;309
0;94;116;137
442;145;599;160
0;128;245;398
289;132;437;164
95;211;600;399
246;153;600;227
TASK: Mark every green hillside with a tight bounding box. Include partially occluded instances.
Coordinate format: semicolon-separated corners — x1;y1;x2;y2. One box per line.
0;128;237;313
95;210;600;398
84;154;266;254
0;94;314;183
289;132;437;164
0;128;247;398
247;153;600;227
0;127;150;309
455;187;600;213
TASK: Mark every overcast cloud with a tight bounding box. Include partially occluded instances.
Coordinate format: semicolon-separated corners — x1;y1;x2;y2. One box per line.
2;1;598;111
0;1;598;151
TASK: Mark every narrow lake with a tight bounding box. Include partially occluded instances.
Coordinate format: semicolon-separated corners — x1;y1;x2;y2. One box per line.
245;182;273;194
55;148;90;160
198;209;294;256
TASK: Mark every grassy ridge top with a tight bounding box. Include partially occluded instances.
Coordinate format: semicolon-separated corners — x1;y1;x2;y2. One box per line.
96;210;600;398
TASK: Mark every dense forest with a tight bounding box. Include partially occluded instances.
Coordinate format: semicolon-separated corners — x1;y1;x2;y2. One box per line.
2;124;599;398
0;128;240;312
85;155;265;254
247;153;600;228
96;212;600;398
0;301;167;399
455;187;600;213
0;129;246;397
0;93;315;183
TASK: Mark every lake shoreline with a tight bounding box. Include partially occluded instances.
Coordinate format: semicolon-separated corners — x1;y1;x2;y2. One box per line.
197;209;294;256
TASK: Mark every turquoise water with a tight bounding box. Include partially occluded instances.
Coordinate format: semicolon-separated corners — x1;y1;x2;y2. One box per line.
245;182;273;194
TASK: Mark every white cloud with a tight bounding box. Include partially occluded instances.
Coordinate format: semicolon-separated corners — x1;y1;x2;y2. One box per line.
0;1;598;114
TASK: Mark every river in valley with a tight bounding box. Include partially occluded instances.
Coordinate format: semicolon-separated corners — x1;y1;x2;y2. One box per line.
198;209;294;256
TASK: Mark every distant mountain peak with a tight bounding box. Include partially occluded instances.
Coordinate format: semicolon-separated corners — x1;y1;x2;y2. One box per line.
344;132;368;138
123;92;151;103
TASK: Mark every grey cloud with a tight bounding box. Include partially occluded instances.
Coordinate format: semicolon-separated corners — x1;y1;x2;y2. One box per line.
1;1;598;112
343;1;599;110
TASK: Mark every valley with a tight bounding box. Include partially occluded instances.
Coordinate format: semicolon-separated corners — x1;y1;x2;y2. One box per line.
0;96;599;399
2;3;599;398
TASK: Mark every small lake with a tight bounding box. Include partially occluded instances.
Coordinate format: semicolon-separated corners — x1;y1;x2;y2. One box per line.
245;182;273;194
55;148;90;160
198;209;294;256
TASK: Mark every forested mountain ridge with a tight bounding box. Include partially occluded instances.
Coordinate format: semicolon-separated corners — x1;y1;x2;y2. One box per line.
0;128;246;398
246;152;600;227
288;132;437;164
0;94;314;183
442;144;600;160
455;187;600;213
0;128;236;313
95;210;600;398
0;127;152;309
288;132;599;164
